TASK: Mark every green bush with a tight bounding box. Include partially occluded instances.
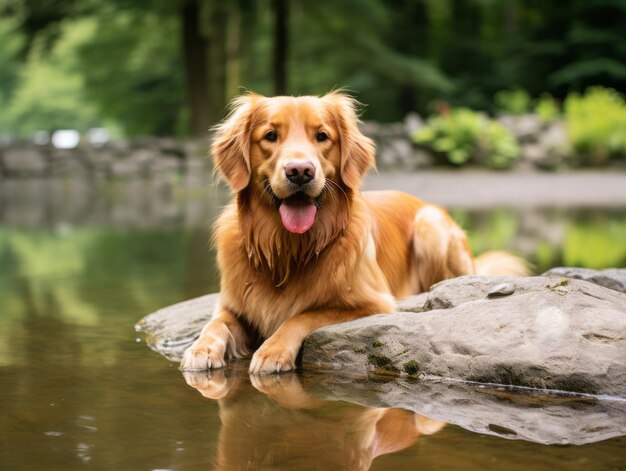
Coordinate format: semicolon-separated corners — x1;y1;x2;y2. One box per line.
495;89;561;122
494;89;532;115
564;87;626;164
413;108;520;169
534;93;560;122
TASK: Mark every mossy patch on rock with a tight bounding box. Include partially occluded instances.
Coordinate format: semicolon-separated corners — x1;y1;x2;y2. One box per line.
367;354;399;373
403;360;420;376
546;278;570;295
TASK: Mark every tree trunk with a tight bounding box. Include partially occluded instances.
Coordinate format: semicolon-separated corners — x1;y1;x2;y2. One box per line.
207;0;228;123
239;0;256;91
504;0;518;35
225;3;241;100
273;0;288;95
181;1;210;137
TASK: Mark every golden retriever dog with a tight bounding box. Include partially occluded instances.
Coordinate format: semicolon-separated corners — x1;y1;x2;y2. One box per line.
181;92;528;374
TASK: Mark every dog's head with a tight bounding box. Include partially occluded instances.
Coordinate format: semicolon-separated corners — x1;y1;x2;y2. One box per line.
212;92;375;234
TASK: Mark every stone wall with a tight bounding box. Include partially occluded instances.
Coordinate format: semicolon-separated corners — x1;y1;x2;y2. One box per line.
362;113;571;170
497;114;569;169
0;115;573;179
0;137;211;180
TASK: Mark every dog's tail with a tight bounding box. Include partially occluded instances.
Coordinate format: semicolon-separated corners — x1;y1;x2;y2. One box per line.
474;251;533;276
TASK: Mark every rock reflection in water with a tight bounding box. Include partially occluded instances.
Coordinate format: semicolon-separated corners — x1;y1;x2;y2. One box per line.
183;367;445;471
308;374;626;447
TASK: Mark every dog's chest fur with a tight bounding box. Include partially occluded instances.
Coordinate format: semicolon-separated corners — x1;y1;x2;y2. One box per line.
215;204;393;339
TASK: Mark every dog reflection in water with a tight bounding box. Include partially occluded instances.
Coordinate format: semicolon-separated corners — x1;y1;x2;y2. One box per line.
183;370;444;471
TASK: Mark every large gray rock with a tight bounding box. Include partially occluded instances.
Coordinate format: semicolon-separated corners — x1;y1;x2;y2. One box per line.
136;294;217;361
543;267;626;294
137;275;626;396
303;276;626;396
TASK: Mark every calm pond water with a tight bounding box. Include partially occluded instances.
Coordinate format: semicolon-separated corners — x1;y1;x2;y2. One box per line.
1;178;625;470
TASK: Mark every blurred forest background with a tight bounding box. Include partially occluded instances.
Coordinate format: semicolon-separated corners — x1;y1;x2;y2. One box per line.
1;0;625;139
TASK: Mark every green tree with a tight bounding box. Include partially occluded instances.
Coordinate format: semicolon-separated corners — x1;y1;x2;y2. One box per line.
75;8;185;136
1;0;625;135
0;18;24;128
0;17;103;137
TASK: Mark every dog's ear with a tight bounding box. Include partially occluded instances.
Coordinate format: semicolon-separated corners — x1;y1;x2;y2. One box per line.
212;94;259;192
325;93;376;190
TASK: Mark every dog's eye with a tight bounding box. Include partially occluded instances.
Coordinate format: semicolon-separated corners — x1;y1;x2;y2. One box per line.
264;130;278;142
316;131;329;142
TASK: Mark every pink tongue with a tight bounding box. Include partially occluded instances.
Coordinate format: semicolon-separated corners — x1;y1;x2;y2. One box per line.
278;200;317;234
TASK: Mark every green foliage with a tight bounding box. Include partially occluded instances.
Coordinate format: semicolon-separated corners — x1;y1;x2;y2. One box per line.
534;93;560;122
0;18;105;137
549;58;626;89
2;0;626;135
452;209;520;260
0;18;23;115
453;208;626;274
413;109;520;169
288;0;455;122
535;241;559;273
76;11;185;136
0;7;184;138
563;217;626;269
564;87;626;164
494;89;532;115
0;226;215;327
494;90;561;122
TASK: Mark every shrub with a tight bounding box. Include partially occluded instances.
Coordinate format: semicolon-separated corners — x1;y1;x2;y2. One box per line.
534;93;560;123
494;89;532;115
564;87;626;164
413;108;520;169
495;89;561;122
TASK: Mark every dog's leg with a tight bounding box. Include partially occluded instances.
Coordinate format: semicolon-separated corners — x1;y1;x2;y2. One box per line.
411;205;475;292
181;307;253;371
249;307;383;374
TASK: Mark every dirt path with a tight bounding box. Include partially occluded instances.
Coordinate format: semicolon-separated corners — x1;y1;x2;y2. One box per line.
363;170;626;209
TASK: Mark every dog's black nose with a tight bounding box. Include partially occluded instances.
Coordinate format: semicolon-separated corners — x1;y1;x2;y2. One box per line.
285;161;315;185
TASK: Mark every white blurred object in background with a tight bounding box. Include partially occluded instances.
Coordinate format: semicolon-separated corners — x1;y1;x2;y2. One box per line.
52;129;80;149
87;128;110;147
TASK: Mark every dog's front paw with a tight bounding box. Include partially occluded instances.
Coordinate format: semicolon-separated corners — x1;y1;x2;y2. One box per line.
249;341;297;374
180;338;226;371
